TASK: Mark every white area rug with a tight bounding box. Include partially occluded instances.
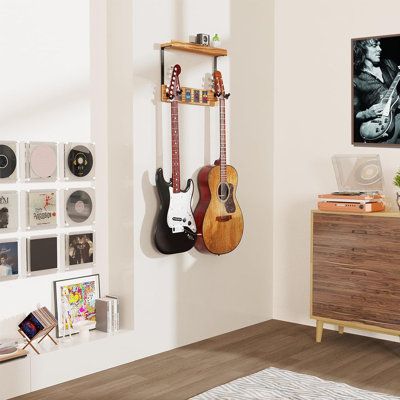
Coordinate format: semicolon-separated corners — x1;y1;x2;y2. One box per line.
190;367;400;399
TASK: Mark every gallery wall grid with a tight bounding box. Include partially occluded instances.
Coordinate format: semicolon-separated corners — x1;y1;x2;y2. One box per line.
0;141;96;282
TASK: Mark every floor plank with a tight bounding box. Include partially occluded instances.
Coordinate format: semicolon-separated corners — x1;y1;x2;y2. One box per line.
12;320;400;399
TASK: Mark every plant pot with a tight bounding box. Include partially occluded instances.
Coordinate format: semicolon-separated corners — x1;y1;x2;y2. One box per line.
396;191;400;211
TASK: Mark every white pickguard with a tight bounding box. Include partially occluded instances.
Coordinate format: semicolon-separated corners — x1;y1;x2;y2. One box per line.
167;183;196;234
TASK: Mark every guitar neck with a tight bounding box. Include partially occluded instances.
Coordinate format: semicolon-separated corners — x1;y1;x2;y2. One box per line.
171;100;181;193
383;71;400;101
219;98;227;183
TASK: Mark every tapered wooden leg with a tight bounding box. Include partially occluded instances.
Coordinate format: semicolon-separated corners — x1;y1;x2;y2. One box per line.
316;320;324;343
338;325;344;335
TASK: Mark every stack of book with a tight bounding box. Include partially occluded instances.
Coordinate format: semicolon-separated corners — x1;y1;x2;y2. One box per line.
95;296;119;333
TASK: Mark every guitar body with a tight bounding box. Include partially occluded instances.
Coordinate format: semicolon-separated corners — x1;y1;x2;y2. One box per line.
360;93;399;141
196;164;244;255
154;168;197;254
194;165;213;252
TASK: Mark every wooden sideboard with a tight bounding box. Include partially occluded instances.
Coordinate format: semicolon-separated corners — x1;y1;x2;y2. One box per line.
311;210;400;342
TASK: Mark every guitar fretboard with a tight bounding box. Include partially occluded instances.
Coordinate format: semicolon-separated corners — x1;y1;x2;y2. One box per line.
383;70;400;101
219;98;227;183
171;100;181;193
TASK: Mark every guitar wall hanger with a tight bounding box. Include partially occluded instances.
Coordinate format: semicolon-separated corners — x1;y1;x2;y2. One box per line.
160;41;228;107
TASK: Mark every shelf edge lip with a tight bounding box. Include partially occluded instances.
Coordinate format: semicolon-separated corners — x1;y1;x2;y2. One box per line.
160;41;228;56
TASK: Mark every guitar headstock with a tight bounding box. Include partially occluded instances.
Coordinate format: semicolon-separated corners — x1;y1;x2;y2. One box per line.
166;64;181;100
213;70;230;99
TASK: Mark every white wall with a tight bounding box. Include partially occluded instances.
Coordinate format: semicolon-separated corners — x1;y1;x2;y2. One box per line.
130;0;274;355
274;0;400;338
0;1;98;338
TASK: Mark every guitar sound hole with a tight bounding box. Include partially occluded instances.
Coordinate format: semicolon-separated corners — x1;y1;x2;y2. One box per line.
218;182;230;202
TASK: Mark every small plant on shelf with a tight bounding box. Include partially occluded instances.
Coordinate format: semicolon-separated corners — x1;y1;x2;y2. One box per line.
393;168;400;211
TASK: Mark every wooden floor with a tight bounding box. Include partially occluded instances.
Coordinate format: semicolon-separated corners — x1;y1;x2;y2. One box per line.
13;320;400;400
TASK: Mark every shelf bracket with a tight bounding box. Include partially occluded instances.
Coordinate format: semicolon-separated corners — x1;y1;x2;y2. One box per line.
213;56;218;72
160;48;165;85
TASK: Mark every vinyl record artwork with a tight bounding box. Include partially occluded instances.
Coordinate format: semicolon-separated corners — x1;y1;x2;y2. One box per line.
54;274;100;337
67;232;94;266
67;144;94;178
0;241;18;278
0;143;17;180
0;191;18;232
18;313;44;340
65;189;94;224
28;236;57;273
26;143;57;180
28;191;57;228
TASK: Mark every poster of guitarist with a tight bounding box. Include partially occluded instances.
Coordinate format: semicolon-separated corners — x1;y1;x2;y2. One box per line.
353;35;400;145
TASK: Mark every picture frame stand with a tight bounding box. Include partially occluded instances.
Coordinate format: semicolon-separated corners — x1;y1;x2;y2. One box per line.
18;326;58;355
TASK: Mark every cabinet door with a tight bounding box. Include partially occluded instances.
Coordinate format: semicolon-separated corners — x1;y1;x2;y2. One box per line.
312;213;400;331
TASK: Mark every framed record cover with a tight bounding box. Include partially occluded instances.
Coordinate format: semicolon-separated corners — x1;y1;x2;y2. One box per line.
27;190;57;229
27;235;58;274
0;141;17;182
0;240;18;279
0;191;18;233
64;143;95;180
64;188;95;226
25;142;57;181
66;232;94;266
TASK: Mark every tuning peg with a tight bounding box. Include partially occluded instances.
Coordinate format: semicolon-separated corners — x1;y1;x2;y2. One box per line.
224;93;231;99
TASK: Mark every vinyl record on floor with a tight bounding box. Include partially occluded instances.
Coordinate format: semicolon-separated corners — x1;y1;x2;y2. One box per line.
67;145;93;178
66;190;93;223
0;144;16;179
30;144;57;179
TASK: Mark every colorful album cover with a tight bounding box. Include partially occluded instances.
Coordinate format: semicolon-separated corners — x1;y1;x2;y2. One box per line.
28;236;57;272
0;241;18;278
67;233;94;266
28;191;57;228
18;313;44;339
0;191;18;232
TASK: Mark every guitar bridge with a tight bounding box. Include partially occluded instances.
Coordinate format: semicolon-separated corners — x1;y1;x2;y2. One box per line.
216;215;232;222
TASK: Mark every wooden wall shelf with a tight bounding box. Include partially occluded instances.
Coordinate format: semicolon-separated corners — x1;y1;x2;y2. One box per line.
161;41;228;57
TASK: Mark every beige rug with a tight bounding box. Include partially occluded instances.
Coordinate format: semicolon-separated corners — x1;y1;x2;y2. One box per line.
190;367;400;399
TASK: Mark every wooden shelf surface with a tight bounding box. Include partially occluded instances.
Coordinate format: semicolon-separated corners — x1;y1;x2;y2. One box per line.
161;41;227;57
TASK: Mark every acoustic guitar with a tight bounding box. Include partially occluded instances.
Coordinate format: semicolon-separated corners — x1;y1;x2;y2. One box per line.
154;64;197;254
194;71;244;255
360;68;400;141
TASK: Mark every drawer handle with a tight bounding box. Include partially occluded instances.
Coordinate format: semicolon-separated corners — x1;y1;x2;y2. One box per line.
351;270;367;277
352;229;367;234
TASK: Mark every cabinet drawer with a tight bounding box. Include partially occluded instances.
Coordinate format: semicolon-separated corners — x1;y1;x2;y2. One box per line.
313;241;400;271
313;288;400;331
313;213;400;241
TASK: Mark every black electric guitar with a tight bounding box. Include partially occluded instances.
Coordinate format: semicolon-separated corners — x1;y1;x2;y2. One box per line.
154;64;197;254
360;68;400;141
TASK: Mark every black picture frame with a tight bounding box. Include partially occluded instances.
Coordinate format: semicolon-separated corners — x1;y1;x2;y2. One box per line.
352;33;400;147
53;273;100;337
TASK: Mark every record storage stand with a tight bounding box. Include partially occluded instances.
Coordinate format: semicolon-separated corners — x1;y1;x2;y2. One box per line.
160;41;228;107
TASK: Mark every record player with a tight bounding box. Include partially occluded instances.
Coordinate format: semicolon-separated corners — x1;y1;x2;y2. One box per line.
317;154;385;213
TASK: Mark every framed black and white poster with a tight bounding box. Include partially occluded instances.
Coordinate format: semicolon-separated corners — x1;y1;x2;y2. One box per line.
352;34;400;146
